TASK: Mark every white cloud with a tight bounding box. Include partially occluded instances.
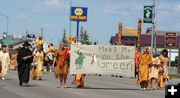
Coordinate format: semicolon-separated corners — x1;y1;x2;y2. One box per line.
102;1;143;16
32;0;69;14
16;13;28;19
41;23;59;30
177;4;180;10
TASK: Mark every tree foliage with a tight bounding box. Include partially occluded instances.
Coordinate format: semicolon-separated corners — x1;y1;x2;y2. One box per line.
79;27;91;45
61;28;66;44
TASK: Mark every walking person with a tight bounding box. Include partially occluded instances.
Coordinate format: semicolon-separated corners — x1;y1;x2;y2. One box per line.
31;45;44;80
135;47;141;84
0;46;10;80
52;42;70;88
159;49;170;85
9;50;18;70
149;51;161;90
17;41;33;86
138;47;152;90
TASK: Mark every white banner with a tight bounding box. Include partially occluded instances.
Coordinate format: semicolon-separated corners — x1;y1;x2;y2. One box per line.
70;45;135;77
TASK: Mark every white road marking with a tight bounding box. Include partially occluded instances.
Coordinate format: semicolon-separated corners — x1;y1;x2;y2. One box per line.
73;92;87;96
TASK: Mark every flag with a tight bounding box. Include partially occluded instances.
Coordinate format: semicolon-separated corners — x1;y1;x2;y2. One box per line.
146;26;156;34
146;27;152;34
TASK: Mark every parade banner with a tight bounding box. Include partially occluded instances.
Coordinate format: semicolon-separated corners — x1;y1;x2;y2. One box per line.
70;45;135;77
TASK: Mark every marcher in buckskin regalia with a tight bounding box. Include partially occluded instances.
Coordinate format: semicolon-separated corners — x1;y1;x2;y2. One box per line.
0;46;10;80
52;42;70;88
138;47;152;90
31;45;44;80
148;51;161;90
34;34;44;48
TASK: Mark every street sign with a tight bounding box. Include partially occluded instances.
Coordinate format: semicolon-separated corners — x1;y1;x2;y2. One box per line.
27;34;35;38
166;32;176;47
3;32;7;39
66;36;72;44
143;6;153;23
71;7;88;22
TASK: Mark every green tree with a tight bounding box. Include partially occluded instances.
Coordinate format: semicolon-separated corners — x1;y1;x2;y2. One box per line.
79;27;91;45
80;27;84;42
61;28;66;43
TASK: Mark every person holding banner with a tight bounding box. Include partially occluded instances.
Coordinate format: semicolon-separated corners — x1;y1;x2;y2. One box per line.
71;38;86;88
138;47;152;90
52;42;70;88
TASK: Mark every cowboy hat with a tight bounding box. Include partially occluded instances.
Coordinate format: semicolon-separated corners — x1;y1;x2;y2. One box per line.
23;41;31;46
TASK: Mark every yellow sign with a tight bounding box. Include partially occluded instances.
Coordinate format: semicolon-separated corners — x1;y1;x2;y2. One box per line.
66;36;72;44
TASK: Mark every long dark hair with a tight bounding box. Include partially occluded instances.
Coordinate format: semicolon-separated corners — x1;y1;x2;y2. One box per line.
162;49;168;57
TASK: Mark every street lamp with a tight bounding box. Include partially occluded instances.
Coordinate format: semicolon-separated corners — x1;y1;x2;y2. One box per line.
69;0;72;36
0;13;9;34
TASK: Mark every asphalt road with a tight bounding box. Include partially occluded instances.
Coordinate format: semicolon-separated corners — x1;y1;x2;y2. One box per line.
0;70;180;98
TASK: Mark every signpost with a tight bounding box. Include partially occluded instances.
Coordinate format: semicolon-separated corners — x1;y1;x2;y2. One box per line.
71;7;87;39
166;32;177;75
66;36;72;44
165;33;176;47
143;4;155;55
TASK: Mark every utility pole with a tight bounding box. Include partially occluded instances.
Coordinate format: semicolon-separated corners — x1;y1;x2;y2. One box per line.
69;0;72;36
0;13;8;35
153;0;157;51
150;0;155;55
26;29;28;40
41;28;43;38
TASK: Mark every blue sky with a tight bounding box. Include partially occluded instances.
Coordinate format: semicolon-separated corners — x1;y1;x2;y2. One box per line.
0;0;180;46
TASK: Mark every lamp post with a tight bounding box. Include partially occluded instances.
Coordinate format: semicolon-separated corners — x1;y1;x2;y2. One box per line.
150;0;155;55
0;13;8;34
69;0;72;36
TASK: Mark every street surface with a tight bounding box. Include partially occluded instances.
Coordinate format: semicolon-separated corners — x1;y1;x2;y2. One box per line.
0;70;180;98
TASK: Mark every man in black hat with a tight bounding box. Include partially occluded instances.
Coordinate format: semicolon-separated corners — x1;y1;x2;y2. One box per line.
17;41;33;86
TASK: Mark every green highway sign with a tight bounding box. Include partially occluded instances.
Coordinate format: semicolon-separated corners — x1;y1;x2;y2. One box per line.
143;6;153;23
